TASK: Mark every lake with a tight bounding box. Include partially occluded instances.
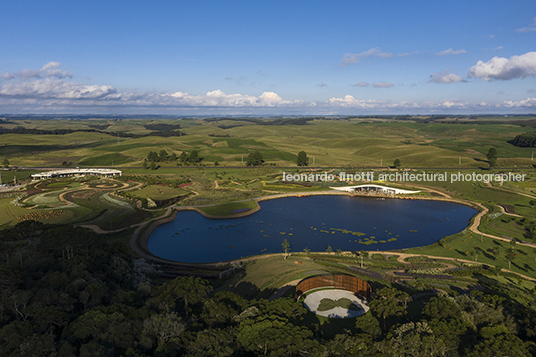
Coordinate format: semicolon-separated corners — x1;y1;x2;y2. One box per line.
147;195;477;263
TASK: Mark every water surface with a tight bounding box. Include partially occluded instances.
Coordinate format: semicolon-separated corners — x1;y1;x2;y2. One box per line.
148;195;476;263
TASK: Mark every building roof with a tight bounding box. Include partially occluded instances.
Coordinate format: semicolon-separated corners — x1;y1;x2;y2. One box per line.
330;184;420;195
31;168;122;179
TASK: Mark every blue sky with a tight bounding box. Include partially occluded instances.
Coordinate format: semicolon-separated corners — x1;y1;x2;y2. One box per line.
1;0;535;115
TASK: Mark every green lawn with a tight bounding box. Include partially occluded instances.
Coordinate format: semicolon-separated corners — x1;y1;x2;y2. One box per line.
404;230;536;279
197;200;258;216
128;185;188;200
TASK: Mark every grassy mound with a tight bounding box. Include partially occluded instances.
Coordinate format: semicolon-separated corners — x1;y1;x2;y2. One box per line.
317;298;361;311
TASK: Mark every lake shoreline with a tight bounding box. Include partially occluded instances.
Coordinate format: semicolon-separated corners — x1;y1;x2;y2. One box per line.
138;191;481;265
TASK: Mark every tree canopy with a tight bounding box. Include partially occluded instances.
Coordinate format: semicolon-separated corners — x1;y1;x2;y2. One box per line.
297;151;308;166
246;151;264;166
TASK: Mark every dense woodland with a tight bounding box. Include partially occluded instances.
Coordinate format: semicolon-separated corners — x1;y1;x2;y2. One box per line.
1;221;535;356
511;131;536;148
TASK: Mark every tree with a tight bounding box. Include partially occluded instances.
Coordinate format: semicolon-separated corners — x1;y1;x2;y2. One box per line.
189;150;200;164
147;151;159;162
487;147;497;167
237;315;320;356
505;248;516;269
246;151;264;166
179;152;188;163
154;276;212;317
158;149;169;162
393;158;401;169
369;287;409;333
149;161;157;170
281;239;290;259
2;158;9;168
142;161;148;169
297;151;308;166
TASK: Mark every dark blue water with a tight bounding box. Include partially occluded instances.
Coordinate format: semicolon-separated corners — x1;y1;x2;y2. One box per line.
148;196;477;263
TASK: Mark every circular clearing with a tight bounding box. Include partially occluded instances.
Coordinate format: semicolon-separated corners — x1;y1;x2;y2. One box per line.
303;289;369;318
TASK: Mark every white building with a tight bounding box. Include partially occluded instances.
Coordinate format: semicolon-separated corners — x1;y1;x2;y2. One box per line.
330;184;420;195
31;168;122;180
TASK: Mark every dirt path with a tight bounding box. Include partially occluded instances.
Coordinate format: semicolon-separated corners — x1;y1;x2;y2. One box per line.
466;201;536;248
376;251;536;282
396;182;451;198
496;204;522;217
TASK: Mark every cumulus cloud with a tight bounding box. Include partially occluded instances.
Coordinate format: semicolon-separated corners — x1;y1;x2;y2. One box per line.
435;48;467;56
1;62;72;81
327;95;472;110
165;89;299;108
502;97;536;108
468;52;536;81
340;47;393;65
429;69;464;83
516;17;536;33
372;82;394;88
2;62;536;114
0;79;116;99
0;63;304;109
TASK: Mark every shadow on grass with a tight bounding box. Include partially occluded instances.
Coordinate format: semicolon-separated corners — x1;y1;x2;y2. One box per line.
214;269;277;300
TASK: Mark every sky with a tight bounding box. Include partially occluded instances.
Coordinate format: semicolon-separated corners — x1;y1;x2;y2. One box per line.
0;0;535;115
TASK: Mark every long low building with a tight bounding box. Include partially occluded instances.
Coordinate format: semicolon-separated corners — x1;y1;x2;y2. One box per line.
31;168;122;180
330;184;420;195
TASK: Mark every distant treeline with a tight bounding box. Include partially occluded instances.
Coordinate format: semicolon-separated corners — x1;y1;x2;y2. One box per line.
0;127;186;138
204;117;318;126
0;114;187;120
143;123;182;132
87;124;111;130
510;131;536;147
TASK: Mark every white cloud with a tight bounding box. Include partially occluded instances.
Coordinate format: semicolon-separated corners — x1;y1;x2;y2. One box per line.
41;62;61;70
165;89;299;108
435;48;467;56
502;97;536;108
372;82;394;88
516;17;536;33
0;79;116;99
340;47;393;65
429;69;464;83
1;62;72;81
2;63;536;114
468;52;536;81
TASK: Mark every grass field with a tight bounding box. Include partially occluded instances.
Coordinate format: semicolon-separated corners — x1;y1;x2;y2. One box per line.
2;118;536;168
128;185;189;200
197;200;258;216
1;117;536;291
404;229;536;279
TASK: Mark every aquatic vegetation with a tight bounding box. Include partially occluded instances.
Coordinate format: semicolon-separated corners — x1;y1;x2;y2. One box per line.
388;238;397;242
329;228;366;236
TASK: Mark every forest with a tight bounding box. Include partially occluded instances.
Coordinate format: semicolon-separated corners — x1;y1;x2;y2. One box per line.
1;221;535;356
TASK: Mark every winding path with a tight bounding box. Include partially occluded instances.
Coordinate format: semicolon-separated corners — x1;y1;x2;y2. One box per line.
73;179;536;282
